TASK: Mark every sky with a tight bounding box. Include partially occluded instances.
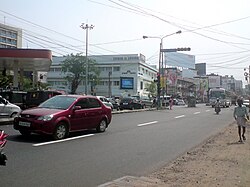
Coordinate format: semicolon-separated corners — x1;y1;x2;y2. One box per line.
1;0;250;85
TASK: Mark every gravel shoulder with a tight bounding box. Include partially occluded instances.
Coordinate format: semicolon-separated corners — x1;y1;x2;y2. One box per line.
100;123;250;186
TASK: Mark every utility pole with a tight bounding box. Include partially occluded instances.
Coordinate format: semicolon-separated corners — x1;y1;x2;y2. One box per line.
143;30;181;109
108;71;112;98
244;65;250;95
80;23;94;95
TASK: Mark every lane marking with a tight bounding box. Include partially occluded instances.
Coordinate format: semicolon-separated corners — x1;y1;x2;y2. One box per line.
206;110;210;112
137;121;158;127
194;112;201;115
175;115;185;119
33;134;95;147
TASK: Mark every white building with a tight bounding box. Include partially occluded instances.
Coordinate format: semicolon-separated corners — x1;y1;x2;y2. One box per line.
0;23;22;48
47;54;158;97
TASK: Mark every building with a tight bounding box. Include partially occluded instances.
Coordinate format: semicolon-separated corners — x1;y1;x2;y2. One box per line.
195;63;206;76
0;23;22;48
47;54;158;97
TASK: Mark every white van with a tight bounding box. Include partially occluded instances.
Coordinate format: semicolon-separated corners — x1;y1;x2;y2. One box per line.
0;96;21;118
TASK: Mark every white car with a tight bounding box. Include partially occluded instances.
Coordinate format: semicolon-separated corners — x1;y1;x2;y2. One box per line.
0;96;21;118
96;96;114;110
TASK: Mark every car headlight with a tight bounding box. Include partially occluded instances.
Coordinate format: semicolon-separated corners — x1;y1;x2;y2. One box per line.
37;114;54;121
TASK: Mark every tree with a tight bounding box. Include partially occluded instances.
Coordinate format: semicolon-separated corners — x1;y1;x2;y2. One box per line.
145;82;157;97
61;53;100;94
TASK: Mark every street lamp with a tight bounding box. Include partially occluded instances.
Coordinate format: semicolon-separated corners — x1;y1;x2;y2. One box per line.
80;23;94;95
143;30;181;109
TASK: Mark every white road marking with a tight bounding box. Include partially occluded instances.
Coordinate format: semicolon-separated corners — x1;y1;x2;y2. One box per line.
137;121;158;127
206;110;210;112
33;134;95;147
175;115;185;119
194;112;201;115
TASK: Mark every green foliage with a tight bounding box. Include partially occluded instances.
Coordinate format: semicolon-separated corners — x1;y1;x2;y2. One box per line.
145;82;157;97
61;53;100;94
0;74;13;88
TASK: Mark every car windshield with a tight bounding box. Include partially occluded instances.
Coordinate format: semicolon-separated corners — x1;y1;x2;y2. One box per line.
38;96;77;110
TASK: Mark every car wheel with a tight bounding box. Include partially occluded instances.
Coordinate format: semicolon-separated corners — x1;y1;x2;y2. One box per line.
19;130;31;136
96;119;107;133
10;112;18;118
53;122;68;140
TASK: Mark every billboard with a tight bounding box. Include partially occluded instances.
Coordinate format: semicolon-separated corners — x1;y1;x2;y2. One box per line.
208;75;221;88
166;68;178;86
120;77;134;89
164;52;195;69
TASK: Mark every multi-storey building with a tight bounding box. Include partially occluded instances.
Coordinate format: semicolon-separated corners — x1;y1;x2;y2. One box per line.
47;54;158;97
0;23;22;48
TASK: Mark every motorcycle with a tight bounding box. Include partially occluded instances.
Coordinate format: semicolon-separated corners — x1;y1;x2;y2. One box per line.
215;106;221;114
0;130;8;166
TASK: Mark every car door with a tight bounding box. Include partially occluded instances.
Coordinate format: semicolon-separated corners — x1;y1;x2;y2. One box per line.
87;98;103;129
70;98;92;131
0;97;9;117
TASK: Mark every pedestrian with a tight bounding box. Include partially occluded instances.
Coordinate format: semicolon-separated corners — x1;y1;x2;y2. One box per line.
169;96;174;110
233;98;249;143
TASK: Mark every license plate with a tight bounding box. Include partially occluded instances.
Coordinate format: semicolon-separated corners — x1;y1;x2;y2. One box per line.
123;103;128;105
19;121;31;127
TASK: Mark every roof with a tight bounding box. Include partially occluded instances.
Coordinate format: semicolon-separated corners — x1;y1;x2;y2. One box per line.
0;48;52;71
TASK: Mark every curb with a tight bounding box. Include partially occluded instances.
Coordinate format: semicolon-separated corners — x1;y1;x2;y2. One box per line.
0;118;13;126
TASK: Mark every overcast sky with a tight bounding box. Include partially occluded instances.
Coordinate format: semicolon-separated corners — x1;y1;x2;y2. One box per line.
1;0;250;84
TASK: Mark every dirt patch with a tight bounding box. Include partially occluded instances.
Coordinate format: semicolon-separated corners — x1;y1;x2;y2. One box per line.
149;123;250;187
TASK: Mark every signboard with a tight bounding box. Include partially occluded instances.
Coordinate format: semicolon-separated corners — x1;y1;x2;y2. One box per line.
120;77;134;89
208;75;221;88
164;52;195;69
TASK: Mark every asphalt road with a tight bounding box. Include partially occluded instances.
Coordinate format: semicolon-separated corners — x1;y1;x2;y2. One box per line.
0;104;235;187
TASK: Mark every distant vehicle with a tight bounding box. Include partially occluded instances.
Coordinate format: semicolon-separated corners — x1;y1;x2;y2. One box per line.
25;90;62;108
158;95;171;107
209;88;229;108
131;95;153;108
96;96;114;110
119;97;143;110
0;96;21;118
106;97;120;110
14;95;112;140
243;99;249;112
176;99;186;106
0;90;27;109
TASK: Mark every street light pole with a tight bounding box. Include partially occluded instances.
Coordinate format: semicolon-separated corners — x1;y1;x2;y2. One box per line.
143;30;181;109
80;23;94;95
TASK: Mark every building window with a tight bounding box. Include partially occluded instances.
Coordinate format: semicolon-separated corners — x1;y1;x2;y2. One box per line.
54;68;61;72
113;67;120;71
106;67;112;72
114;81;119;86
140;81;143;90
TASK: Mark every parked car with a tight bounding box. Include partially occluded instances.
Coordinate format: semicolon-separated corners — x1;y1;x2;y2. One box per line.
14;95;112;140
106;97;120;110
131;95;153;108
25;90;62;108
0;96;21;118
96;96;114;110
0;90;27;109
119;97;143;110
243;99;249;105
176;99;186;106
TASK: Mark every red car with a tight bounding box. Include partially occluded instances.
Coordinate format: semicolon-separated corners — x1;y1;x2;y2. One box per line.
14;95;112;140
